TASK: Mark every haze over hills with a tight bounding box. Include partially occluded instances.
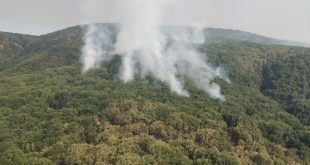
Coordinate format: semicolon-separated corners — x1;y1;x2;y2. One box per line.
0;24;310;164
203;28;310;48
2;23;310;49
1;24;309;73
40;25;310;48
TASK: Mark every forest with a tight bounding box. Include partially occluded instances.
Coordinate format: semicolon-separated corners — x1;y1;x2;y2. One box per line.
0;25;309;164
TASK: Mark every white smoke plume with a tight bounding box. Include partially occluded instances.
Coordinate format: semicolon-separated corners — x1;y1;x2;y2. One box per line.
79;0;228;100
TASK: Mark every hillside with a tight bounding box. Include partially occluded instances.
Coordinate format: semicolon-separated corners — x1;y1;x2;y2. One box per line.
203;28;310;47
0;25;310;164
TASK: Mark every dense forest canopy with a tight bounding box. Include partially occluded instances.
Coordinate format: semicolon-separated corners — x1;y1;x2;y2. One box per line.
0;24;309;164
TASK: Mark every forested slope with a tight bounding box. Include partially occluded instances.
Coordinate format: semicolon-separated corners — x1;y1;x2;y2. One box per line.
0;25;309;164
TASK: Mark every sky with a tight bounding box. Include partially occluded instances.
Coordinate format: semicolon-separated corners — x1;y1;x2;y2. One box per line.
0;0;309;43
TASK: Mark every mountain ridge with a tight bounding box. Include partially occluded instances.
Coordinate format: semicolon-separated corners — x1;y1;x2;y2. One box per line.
2;23;310;48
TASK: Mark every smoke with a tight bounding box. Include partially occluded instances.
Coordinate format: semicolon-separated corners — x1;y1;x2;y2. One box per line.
80;0;228;100
81;24;115;73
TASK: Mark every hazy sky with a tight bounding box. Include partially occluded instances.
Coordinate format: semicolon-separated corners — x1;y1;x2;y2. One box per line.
0;0;309;43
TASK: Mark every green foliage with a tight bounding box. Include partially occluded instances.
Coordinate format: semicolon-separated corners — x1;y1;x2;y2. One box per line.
262;52;310;125
0;26;309;164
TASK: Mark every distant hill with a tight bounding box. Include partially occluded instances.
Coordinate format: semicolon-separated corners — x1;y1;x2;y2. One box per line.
203;28;310;47
45;24;310;47
0;24;309;164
